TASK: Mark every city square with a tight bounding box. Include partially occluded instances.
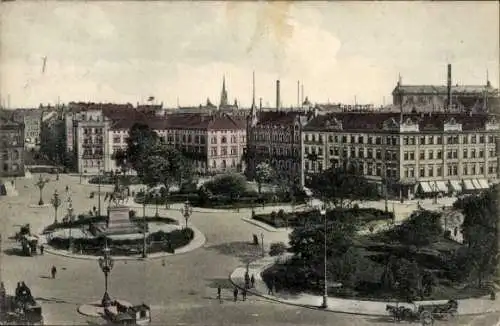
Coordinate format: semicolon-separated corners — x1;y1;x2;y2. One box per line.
1;2;500;326
0;173;499;325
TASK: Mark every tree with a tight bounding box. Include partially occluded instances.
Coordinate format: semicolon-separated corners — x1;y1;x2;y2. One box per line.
398;210;443;248
459;186;499;286
255;162;274;194
113;148;130;175
204;173;247;201
141;145;190;207
125;123;159;177
307;167;379;209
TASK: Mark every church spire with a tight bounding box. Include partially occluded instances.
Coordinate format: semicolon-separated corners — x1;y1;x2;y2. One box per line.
251;71;256;109
219;75;228;108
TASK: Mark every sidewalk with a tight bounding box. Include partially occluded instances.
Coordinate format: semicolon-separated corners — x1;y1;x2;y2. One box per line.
40;224;206;261
229;255;500;316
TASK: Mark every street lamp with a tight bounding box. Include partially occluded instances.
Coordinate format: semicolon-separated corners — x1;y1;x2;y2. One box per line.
67;200;75;251
260;233;265;257
97;161;102;217
98;238;114;308
320;207;328;309
35;174;50;206
181;200;193;229
50;190;61;224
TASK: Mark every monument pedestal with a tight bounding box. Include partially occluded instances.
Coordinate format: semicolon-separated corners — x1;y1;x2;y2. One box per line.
105;206;140;235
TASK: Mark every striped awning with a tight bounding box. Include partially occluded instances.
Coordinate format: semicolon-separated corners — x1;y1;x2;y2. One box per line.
435;181;448;192
449;180;462;192
477;179;490;189
419;182;434;193
463;179;476;190
471;179;482;189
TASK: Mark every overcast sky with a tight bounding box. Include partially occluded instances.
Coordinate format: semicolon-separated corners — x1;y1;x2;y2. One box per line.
1;1;498;108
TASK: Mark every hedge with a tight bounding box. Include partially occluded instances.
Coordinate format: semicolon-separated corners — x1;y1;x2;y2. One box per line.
253;208;394;228
48;228;194;256
88;175;142;185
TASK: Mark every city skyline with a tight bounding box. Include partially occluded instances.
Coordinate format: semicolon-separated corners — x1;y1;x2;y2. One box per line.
1;1;498;108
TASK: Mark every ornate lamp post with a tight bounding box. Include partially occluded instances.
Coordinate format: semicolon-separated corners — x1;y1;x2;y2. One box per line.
320;207;328;309
35;174;50;206
51;190;61;224
67;200;75;251
98;238;114;308
181;200;193;229
97;161;102;217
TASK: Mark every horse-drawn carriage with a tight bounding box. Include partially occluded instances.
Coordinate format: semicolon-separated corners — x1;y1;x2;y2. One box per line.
386;300;458;325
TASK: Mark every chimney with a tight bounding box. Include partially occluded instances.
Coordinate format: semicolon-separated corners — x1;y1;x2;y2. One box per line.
447;64;452;111
276;80;281;110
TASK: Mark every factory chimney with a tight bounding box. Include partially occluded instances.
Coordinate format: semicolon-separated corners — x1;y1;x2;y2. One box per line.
447;64;452;111
276;80;281;110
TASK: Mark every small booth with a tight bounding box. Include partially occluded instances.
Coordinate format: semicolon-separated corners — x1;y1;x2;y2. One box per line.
105;301;151;325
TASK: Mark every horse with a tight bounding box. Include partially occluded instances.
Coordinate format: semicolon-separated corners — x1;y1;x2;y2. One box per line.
386;304;404;322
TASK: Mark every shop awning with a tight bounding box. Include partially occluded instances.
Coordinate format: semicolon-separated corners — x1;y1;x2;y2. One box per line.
477;179;490;189
471;179;482;189
435;181;448;192
463;179;476;190
449;180;462;193
419;182;434;193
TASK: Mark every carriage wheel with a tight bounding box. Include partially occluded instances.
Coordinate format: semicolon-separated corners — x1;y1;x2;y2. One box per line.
420;311;433;325
449;309;458;319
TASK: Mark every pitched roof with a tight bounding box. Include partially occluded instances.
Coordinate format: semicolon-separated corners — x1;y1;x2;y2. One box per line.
304;112;492;132
159;113;244;130
256;111;305;126
393;85;499;95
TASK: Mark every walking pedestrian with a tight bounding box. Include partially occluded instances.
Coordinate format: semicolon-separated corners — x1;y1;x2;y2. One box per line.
454;227;458;237
217;286;222;303
51;265;57;279
233;287;238;302
242;287;247;301
40;244;44;255
65;185;69;192
250;274;255;288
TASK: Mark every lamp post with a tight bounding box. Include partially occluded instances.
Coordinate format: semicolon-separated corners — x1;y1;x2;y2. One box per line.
35;174;49;206
50;190;61;224
320;207;328;309
260;233;264;257
142;188;148;258
67;201;74;251
154;190;160;218
98;238;114;308
97;161;102;217
181;200;193;229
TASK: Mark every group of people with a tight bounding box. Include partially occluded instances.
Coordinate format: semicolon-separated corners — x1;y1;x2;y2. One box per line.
15;282;35;307
216;271;256;303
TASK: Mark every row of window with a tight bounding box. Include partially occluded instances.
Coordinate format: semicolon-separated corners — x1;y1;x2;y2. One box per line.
404;149;497;161
82;148;104;156
1;163;20;172
0;150;21;161
403;164;498;178
83;137;103;145
210;146;240;156
303;133;498;146
82;160;103;168
253;132;300;143
82;128;104;135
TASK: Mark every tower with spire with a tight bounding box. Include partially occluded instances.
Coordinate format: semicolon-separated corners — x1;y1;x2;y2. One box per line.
249;71;258;127
219;75;229;108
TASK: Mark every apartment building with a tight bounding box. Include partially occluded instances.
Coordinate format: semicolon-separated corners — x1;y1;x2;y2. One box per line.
159;113;246;174
302;112;499;200
73;111;109;174
0;117;25;177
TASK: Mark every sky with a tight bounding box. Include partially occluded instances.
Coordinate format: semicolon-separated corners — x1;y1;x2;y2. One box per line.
1;1;498;108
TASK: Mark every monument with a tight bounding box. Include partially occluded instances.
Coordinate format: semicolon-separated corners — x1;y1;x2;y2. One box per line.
104;182;140;235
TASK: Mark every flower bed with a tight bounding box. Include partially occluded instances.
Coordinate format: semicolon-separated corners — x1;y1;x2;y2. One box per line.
47;228;194;256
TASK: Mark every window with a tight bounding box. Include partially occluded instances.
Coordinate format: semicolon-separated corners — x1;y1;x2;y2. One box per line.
479;135;485;143
113;136;120;144
221;147;228;155
342;135;347;143
420;136;426;145
479;164;484;174
447;150;452;159
318;147;323;155
328;135;333;142
447;136;453;144
471;165;476;175
409;152;415;160
437;136;442;145
375;137;381;145
471;149;476;158
437;166;442;176
376;150;381;160
319;135;323;143
212;160;217;168
350;135;355;143
329;147;334;155
318;162;323;171
472;135;477;144
358;136;364;144
419;150;425;160
404;152;409;161
420;167;425;177
211;147;217;156
428;150;434;160
463;135;469;144
463;165;468;175
221;136;227;144
437;150;442;159
231;146;237;155
409;137;415;145
428;166;434;177
453;150;458;159
428;136;434;145
188;135;192;143
479;150;484;158
403;137;409;145
463;149;468;159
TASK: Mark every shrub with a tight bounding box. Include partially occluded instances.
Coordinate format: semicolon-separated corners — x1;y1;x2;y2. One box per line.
269;242;287;256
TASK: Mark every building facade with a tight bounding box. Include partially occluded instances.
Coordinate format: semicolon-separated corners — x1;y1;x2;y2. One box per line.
73;111;108;174
246;110;312;183
302;112;499;200
0;117;25;177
